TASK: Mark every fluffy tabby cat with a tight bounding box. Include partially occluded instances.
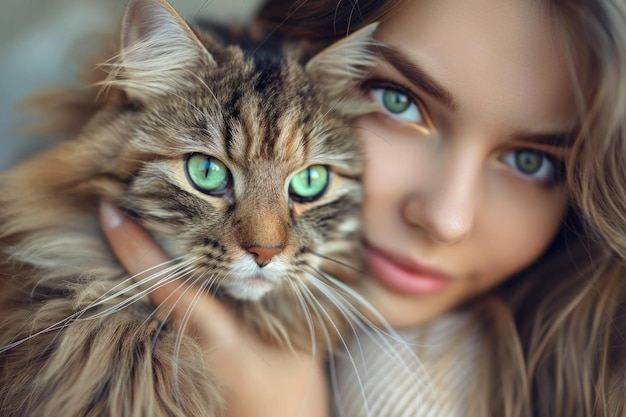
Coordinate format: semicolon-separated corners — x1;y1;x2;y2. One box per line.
0;0;383;415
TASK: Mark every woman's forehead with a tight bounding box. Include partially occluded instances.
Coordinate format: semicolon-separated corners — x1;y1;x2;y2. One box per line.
375;0;577;134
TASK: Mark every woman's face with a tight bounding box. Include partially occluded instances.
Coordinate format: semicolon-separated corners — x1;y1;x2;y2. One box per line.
357;0;574;327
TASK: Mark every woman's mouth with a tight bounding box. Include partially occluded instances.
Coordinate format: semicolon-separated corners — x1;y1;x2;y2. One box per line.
364;245;452;295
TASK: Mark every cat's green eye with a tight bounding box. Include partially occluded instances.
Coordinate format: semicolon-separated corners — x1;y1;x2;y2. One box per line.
289;165;330;202
185;153;230;194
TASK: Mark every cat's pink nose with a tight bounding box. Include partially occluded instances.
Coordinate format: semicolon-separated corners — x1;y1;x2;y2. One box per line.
247;246;282;267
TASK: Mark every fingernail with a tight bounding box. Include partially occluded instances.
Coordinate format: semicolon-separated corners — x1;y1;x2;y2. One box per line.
100;200;123;229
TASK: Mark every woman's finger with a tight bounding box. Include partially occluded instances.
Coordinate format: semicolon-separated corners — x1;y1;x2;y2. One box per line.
99;200;170;277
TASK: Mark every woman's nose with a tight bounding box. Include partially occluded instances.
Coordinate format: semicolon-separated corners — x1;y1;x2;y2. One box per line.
402;157;479;244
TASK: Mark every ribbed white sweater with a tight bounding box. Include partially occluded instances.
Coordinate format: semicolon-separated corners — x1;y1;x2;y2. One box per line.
331;313;482;417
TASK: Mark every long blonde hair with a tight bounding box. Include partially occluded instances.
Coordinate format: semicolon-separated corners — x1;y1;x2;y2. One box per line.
513;1;626;415
257;0;626;415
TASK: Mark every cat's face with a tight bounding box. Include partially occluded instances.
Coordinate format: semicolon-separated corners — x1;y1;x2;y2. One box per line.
113;66;363;301
84;0;379;302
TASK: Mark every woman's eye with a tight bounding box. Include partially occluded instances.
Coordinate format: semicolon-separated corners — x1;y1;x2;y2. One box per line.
371;86;423;125
502;149;556;183
185;153;231;194
289;165;330;202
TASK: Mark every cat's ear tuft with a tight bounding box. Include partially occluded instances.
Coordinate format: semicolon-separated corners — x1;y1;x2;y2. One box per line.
305;23;381;113
104;0;216;101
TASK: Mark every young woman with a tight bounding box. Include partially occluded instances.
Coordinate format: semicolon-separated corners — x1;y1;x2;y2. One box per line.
100;0;626;415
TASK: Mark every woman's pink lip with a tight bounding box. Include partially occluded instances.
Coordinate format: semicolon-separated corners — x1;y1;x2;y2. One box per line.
364;244;452;295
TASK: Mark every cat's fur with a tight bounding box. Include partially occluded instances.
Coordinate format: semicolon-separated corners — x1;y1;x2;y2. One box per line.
0;0;381;415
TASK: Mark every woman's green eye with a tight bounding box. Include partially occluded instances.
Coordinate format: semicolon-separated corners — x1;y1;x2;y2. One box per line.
289;165;330;202
515;150;543;174
371;87;423;124
382;88;411;113
185;153;230;193
502;149;555;183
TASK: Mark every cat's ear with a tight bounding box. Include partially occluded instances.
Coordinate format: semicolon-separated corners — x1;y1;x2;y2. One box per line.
305;23;381;114
104;0;216;101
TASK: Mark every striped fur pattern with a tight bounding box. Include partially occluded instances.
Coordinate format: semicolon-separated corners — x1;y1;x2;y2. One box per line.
0;0;382;415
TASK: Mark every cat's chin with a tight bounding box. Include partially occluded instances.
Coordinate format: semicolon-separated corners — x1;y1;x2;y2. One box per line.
224;275;277;301
222;258;289;301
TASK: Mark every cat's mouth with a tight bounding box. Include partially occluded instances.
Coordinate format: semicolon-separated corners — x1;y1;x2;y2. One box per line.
245;274;272;287
223;272;281;301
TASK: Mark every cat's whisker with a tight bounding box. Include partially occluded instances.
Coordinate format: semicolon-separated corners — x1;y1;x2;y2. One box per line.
305;266;385;336
290;277;373;417
98;269;195;319
293;278;374;417
137;258;201;288
302;264;437;395
302;268;390;376
284;278;367;413
290;280;341;383
172;269;219;345
305;263;416;349
298;268;366;353
203;269;223;295
294;279;352;357
168;269;232;404
301;270;437;417
148;268;219;346
146;265;223;338
136;263;211;326
84;255;190;309
146;268;222;402
23;257;200;362
285;279;319;357
131;256;204;301
168;270;217;404
3;259;205;355
308;249;368;275
84;257;203;320
1;259;196;354
0;315;76;353
301;255;398;341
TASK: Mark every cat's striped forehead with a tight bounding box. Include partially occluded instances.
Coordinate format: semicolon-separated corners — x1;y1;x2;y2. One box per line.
155;45;360;173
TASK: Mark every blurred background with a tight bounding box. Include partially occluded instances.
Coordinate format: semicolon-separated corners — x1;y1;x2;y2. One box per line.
0;0;264;171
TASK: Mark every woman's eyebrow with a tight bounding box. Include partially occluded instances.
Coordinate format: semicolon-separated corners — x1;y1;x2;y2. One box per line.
378;44;458;111
513;131;575;148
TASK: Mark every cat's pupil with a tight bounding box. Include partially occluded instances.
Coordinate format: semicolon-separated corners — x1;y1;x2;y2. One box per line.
185;153;230;193
289;165;330;202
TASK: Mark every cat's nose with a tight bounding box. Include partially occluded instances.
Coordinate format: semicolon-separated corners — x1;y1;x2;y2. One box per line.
246;246;283;267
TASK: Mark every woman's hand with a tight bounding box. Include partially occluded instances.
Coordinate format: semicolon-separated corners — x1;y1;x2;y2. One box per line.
99;201;329;417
